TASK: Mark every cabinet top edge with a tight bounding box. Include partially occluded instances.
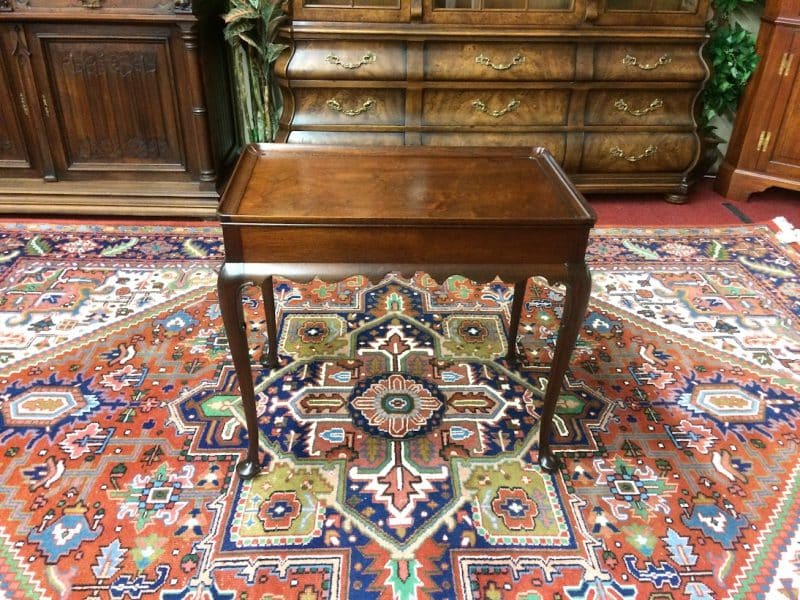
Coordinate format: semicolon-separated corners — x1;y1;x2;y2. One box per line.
285;21;708;38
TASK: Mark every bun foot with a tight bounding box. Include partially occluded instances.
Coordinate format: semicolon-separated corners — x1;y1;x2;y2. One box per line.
664;193;689;204
236;458;261;479
538;450;560;473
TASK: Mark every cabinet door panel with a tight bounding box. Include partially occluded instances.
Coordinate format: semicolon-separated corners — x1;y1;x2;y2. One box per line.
758;30;800;180
28;24;186;176
0;25;41;177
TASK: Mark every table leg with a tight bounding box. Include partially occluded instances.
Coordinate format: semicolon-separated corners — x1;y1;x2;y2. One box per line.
217;263;262;479
538;262;591;473
506;279;527;365
260;275;279;369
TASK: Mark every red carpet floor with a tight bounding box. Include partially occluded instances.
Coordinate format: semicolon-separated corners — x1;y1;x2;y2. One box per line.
590;178;800;227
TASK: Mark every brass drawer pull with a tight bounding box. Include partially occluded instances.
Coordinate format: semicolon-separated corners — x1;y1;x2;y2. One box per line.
79;0;103;7
326;98;375;117
475;53;525;71
471;98;520;118
610;145;657;162
622;53;671;71
614;98;663;117
325;52;377;70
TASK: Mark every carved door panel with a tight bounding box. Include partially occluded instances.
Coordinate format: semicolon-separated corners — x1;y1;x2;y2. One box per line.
0;24;45;179
756;28;800;181
25;23;188;180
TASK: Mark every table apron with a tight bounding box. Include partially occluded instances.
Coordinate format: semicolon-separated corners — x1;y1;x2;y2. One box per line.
223;224;592;264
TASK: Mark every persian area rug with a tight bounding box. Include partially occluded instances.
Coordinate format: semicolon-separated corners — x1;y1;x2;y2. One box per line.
0;219;798;600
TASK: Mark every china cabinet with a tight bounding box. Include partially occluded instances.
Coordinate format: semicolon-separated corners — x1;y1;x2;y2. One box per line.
715;0;800;202
274;0;711;202
0;1;235;216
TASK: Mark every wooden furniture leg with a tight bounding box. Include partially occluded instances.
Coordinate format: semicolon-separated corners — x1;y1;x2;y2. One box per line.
537;263;591;472
217;263;262;479
506;279;527;365
260;275;280;369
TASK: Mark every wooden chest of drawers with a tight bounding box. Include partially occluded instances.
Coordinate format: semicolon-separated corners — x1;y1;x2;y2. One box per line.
274;0;710;203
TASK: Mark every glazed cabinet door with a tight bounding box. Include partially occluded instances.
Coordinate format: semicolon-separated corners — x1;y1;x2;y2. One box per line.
593;0;709;27
756;28;800;181
422;0;585;25
0;24;46;179
24;22;190;181
292;0;411;24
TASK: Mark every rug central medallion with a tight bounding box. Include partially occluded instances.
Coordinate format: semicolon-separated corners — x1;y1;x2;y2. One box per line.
348;372;445;439
221;280;585;556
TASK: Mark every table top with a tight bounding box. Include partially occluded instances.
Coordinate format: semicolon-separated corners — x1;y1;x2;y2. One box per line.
219;144;596;228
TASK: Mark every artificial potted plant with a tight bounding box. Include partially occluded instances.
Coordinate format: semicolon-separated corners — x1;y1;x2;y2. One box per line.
223;0;288;144
695;0;761;175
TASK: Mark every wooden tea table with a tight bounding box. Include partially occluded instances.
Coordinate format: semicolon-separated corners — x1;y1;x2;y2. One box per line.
217;144;596;479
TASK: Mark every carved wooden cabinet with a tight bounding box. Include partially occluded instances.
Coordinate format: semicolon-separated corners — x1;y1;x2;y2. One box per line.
274;0;710;202
0;1;235;216
715;0;800;202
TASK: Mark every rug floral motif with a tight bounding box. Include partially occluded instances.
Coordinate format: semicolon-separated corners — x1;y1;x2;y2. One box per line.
0;219;797;599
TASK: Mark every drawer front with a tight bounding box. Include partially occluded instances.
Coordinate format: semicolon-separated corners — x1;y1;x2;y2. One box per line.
291;88;405;126
421;132;567;163
425;42;576;81
594;44;706;81
423;89;569;126
582;133;697;172
585;90;697;126
287;41;407;81
286;131;405;144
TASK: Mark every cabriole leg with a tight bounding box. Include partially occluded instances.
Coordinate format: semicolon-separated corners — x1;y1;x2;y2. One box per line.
538;263;591;473
218;263;262;479
261;275;279;369
506;279;528;365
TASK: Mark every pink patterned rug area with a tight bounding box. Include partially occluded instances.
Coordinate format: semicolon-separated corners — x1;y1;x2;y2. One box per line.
0;219;797;599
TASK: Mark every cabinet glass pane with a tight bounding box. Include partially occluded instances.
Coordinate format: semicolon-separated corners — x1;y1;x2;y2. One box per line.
304;0;400;7
605;0;697;11
433;0;571;10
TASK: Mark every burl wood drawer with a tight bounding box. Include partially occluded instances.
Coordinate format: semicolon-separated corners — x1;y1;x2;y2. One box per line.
582;133;697;172
424;42;576;81
423;89;570;126
421;132;567;163
593;43;706;81
584;89;696;126
286;41;407;80
290;88;405;126
286;131;405;144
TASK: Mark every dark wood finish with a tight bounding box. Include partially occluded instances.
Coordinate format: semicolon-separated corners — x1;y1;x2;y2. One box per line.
275;0;710;203
715;0;800;202
0;2;235;216
0;25;40;178
217;144;596;478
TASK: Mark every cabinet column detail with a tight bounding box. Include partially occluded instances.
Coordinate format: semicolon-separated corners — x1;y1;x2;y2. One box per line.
180;22;216;183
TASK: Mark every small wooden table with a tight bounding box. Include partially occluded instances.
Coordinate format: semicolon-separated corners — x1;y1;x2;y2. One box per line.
217;144;596;479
